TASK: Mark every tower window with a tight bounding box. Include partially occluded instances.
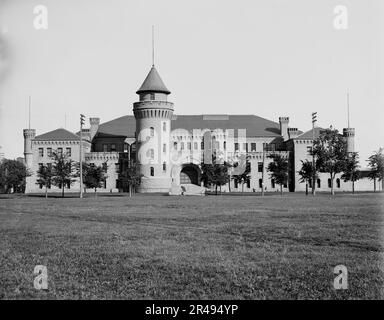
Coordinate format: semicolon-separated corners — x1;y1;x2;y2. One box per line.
38;148;44;157
150;93;155;100
174;142;178;150
201;142;204;150
187;142;191;150
163;122;166;131
223;141;226;150
163;162;166;172
251;143;256;152
194;142;198;150
150;148;154;159
234;143;239;151
163;144;166;153
66;148;71;157
150;127;154;137
181;142;184;150
47;148;52;157
150;167;154;176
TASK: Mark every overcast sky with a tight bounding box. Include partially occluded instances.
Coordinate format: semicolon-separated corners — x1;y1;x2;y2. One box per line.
0;0;383;164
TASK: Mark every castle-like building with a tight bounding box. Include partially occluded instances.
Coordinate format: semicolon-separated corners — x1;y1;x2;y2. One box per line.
23;64;376;194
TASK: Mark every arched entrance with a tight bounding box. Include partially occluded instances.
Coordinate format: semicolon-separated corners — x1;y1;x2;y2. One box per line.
180;165;200;185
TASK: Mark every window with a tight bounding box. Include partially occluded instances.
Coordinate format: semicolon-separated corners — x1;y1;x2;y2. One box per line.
115;163;120;173
163;162;166;172
66;181;71;189
47;163;52;171
174;142;177;150
269;144;276;151
234;143;239;151
223;141;226;150
47;148;52;157
150;149;154;159
38;148;44;157
150;127;154;137
103;144;108;152
258;162;263;173
259;179;263;188
181;142;184;150
309;179;312;188
234;180;238;188
163;144;166;153
243;143;247;152
103;179;107;189
328;179;332;188
150;93;155;100
307;146;312;155
57;148;63;156
187;142;191;150
317;179;321;188
66;148;71;157
336;178;341;188
39;183;43;189
201;142;204;150
102;163;108;172
111;144;116;152
150;167;154;176
251;143;256;152
271;179;275;188
163;122;166;132
246;180;251;188
194;142;198;150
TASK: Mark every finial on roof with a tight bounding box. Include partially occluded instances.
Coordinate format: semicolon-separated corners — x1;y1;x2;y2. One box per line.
152;25;155;67
347;90;350;128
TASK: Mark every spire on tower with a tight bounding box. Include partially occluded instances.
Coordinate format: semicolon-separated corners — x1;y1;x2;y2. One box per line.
152;25;155;67
347;90;350;128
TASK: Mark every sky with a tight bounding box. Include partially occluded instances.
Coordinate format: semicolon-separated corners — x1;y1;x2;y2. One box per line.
0;0;383;164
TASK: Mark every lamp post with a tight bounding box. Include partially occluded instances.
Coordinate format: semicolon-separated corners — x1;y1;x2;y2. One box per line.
80;114;85;198
311;112;317;196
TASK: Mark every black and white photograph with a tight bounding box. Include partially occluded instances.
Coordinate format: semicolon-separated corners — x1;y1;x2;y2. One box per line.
0;0;383;308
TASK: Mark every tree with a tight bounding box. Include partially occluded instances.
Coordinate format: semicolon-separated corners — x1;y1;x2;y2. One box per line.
50;150;78;198
201;163;229;195
232;162;251;194
121;164;143;197
36;164;53;198
341;152;360;194
82;162;108;196
0;159;31;193
367;148;384;192
298;160;318;195
312;128;348;195
267;153;288;196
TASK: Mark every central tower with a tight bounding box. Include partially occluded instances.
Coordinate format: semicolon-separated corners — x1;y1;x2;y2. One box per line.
133;66;174;192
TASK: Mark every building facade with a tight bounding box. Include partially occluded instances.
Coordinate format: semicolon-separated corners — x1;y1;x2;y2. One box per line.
23;64;379;194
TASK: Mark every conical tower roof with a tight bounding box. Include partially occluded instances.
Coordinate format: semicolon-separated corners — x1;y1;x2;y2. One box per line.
136;66;171;94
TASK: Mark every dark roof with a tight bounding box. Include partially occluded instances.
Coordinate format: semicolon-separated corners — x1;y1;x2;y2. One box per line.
136;66;171;94
34;128;80;141
97;114;282;138
294;127;326;140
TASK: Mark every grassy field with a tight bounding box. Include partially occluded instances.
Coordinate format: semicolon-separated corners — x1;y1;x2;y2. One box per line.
0;193;383;299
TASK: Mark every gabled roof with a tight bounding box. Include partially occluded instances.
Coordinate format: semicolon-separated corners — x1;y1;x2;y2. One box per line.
136;66;171;94
97;114;282;138
294;127;326;140
34;128;80;141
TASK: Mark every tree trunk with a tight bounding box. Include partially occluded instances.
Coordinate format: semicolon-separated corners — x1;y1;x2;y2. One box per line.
305;181;308;196
215;184;218;195
374;178;376;192
94;188;97;197
45;186;48;199
352;180;355;194
242;183;244;194
228;176;231;192
280;184;283;196
331;175;334;195
62;185;64;198
129;184;132;197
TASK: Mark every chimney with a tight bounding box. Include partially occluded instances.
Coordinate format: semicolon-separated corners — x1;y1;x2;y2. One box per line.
288;127;299;140
89;117;100;141
279;117;289;141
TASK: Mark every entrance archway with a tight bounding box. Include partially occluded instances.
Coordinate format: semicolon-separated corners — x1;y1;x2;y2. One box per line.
180;165;200;185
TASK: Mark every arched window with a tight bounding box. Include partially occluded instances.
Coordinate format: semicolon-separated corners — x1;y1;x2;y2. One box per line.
163;162;166;172
328;179;332;188
259;179;263;188
336;178;341;188
163;122;166;131
317;179;321;188
150;127;154;137
150;167;154;176
246;180;251;188
271;179;275;188
234;180;238;188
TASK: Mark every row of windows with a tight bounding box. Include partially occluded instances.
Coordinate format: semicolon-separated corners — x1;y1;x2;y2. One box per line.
171;142;275;152
148;163;167;176
38;147;71;157
233;179;286;189
308;178;342;189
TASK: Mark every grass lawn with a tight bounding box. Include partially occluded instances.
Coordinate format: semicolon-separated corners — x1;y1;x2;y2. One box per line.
0;193;383;299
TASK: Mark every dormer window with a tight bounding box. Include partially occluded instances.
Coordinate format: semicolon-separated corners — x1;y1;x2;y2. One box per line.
150;93;155;100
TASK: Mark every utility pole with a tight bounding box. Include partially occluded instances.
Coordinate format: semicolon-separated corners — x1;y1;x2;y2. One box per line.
80;114;85;198
311;112;317;196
